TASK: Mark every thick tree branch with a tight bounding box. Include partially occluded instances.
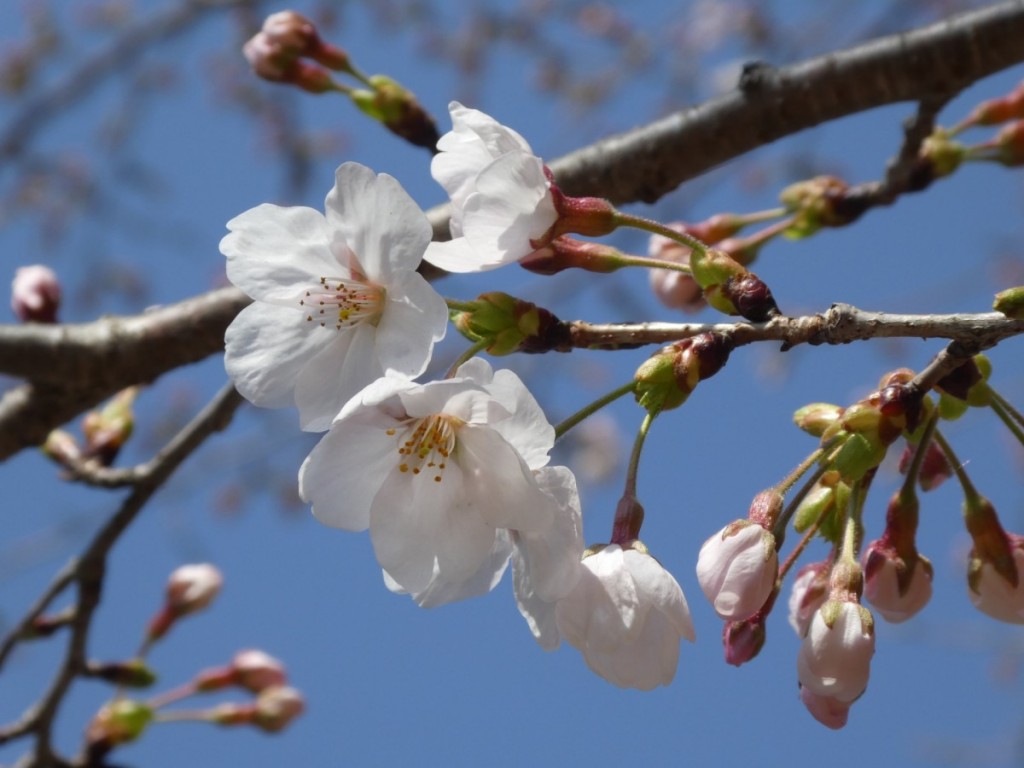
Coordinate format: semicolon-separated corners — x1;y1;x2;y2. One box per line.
425;0;1024;236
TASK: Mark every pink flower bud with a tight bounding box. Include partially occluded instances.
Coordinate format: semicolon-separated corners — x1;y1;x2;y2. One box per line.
167;563;222;614
11;264;61;323
232;649;288;693
861;541;933;623
253;685;305;733
968;534;1024;624
146;563;223;643
722;614;766;667
696;520;777;621
647;224;706;312
897;439;951;491
243;12;348;94
787;561;830;637
799;686;851;730
796;600;875;703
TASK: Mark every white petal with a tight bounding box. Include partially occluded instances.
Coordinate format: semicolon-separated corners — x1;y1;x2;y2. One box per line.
375;270;448;378
299;420;397;531
624;550;695;642
456;424;555;532
324;162;432;284
512;545;562;651
224;302;330;410
293;322;382;431
222;204;338;303
369;463;495;594
482;367;554;470
423;237;504;273
513;466;584;601
584;609;681;690
398;533;513;609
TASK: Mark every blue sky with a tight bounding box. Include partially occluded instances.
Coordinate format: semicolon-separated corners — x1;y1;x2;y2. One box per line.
2;2;1024;766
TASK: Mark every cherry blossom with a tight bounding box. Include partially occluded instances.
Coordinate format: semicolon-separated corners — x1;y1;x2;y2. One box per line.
788;561;830;637
696;520;777;621
861;542;933;623
796;600;875;703
223;162;448;431
424;102;558;273
11;264;61;323
968;537;1024;624
799;687;851;730
299;359;563;597
554;543;695;690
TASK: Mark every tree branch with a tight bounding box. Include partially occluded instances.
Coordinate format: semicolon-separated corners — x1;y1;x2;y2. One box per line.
0;383;243;767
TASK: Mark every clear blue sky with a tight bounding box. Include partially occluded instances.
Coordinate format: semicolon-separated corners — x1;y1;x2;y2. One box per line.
2;2;1023;766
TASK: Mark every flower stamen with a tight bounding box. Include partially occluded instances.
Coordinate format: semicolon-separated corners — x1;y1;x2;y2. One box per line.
395;415;461;483
300;275;384;330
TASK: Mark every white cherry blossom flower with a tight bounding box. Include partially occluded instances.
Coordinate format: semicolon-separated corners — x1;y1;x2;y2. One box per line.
696;520;777;621
299;359;562;597
223;161;448;431
797;600;875;703
424;102;557;273
554;543;695;690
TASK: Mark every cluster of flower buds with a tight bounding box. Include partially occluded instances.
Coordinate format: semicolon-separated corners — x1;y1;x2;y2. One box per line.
780;176;866;236
451;292;569;355
243;11;438;149
645;220;739;312
10;264;61;323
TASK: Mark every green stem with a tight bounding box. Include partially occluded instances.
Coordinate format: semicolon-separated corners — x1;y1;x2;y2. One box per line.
147;681;199;711
445;339;489;378
777;510;826;583
611;211;710;256
612;254;693;274
777;447;826;496
986;388;1024;448
554;380;637;441
901;409;939;498
987;386;1024;429
737;207;789;227
623;411;657;499
931;428;982;504
772;461;831;548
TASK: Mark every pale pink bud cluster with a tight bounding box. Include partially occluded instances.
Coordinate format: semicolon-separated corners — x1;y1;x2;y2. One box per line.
696;520;777;621
968;534;1024;624
11;264;61;323
861;541;933;623
243;11;349;93
211;685;305;733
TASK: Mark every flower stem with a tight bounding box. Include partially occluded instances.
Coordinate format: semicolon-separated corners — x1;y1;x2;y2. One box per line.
610;211;710;256
772;455;832;547
446;338;489;378
445;298;478;313
147;681;199;711
553;380;637;441
611;254;693;274
777;511;826;582
777;447;826;496
623;411;657;499
900;409;939;498
987;391;1024;449
987;386;1024;430
931;428;981;504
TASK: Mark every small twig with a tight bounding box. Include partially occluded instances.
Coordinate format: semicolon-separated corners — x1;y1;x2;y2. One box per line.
0;564;77;673
907;340;987;400
1;383;243;766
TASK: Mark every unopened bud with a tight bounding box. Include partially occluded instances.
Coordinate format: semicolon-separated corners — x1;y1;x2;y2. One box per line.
696;519;777;621
633;332;733;414
254;686;306;733
994;285;1024;319
963;82;1024;127
793;403;843;437
991;119;1024;166
521;236;625;275
897;439;951;491
780;176;858;237
243;12;349;94
197;649;288;694
82;387;138;466
11;264;61;323
352;75;439;150
862;541;933;623
452;292;568;355
963;495;1019;599
689;248;779;321
85;699;153;759
723;614;767;666
968;533;1024;624
788;561;830;637
88;659;157;688
919;131;966;179
42;429;81;467
147;563;223;643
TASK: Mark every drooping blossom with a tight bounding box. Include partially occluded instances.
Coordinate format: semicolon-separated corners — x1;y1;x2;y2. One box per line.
968;534;1024;624
425;102;614;273
299;358;563;598
146;563;223;643
223;162;448;431
799;686;851;730
861;541;933;623
788;561;830;637
553;542;695;690
796;600;875;704
696;519;777;621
